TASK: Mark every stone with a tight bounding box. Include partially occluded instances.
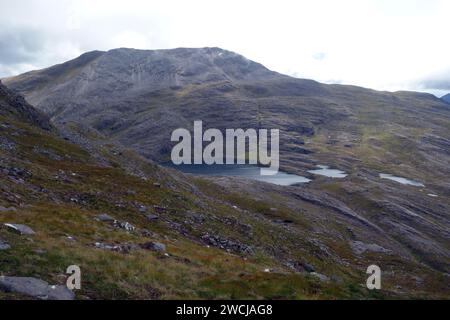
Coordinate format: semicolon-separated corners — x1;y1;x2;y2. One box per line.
94;242;121;251
0;276;48;298
65;235;77;242
93;242;139;253
310;272;329;282
0;206;17;212
96;213;115;222
146;214;159;222
0;276;75;300
153;205;167;214
141;242;166;252
287;261;316;273
117;221;135;232
0;239;11;250
4;223;35;235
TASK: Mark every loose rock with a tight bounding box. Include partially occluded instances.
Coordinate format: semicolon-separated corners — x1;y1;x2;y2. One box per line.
0;206;17;212
141;242;166;252
96;213;115;222
146;214;159;222
3;223;35;235
0;239;11;250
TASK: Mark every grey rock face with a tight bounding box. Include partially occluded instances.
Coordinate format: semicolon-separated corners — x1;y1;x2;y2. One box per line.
3;223;35;235
0;276;75;300
350;241;391;255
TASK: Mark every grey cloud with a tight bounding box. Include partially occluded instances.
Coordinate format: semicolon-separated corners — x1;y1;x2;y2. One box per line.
416;69;450;91
0;27;46;65
418;78;450;91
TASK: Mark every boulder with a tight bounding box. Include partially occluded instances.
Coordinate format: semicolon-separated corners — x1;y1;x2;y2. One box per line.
141;242;166;252
96;213;115;222
4;223;35;235
310;272;330;282
0;276;75;300
146;214;159;222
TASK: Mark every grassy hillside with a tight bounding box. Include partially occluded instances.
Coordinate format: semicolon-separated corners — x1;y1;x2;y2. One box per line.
1;111;449;299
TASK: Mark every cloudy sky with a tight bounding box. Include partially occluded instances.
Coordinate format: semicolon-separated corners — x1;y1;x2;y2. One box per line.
1;0;449;96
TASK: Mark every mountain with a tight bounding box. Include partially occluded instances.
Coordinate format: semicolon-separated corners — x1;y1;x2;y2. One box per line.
1;48;450;299
441;93;450;104
4;79;445;300
4;48;449;174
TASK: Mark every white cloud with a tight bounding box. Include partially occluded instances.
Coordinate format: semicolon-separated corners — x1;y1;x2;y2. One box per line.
0;0;449;95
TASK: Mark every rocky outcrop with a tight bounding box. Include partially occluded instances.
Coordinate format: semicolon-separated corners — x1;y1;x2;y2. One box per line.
201;234;254;255
0;81;51;130
350;241;391;255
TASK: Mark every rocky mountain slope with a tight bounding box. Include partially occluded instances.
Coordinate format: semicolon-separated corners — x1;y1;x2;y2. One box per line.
441;93;450;104
1;49;449;299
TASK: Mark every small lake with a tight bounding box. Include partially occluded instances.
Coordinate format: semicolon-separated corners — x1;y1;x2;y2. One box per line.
379;173;425;187
308;165;348;178
165;164;311;186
